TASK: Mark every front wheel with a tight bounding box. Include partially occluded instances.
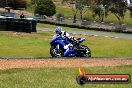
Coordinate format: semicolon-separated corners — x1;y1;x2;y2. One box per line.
50;45;64;58
81;45;91;57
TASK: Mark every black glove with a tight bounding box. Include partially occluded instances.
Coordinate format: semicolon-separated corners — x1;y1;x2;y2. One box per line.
69;37;77;44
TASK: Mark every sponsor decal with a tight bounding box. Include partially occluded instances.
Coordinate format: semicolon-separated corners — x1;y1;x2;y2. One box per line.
76;67;131;85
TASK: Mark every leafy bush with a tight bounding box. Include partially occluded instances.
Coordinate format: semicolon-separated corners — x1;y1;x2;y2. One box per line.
56;13;64;21
0;0;27;9
34;0;56;17
114;24;126;32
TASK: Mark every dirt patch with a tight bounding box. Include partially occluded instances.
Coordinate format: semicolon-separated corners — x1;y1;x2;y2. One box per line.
0;58;132;69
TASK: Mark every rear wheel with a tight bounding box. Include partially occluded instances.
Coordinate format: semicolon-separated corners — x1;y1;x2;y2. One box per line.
50;45;64;57
81;45;91;57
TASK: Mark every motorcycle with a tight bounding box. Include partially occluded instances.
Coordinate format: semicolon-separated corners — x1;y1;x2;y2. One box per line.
50;35;91;57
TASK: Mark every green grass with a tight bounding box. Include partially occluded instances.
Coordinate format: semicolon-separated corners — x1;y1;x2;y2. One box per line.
0;65;132;88
83;36;132;57
37;23;129;34
0;31;52;57
56;6;73;18
0;30;132;57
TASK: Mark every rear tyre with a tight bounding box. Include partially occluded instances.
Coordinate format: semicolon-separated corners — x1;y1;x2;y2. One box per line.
81;45;91;57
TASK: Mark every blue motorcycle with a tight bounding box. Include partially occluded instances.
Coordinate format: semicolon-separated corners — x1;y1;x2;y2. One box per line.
50;35;91;57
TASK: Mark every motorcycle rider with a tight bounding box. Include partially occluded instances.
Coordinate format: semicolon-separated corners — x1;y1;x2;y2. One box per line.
53;27;89;57
55;27;79;43
55;27;76;56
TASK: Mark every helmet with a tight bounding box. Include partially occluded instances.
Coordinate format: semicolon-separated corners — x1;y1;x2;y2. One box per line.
55;27;62;34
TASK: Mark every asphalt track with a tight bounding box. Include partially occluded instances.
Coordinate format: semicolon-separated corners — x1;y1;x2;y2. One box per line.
37;28;132;39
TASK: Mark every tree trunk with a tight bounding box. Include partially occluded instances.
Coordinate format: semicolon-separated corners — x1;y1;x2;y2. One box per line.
130;12;132;18
114;13;122;25
101;17;104;22
80;10;83;22
73;14;76;23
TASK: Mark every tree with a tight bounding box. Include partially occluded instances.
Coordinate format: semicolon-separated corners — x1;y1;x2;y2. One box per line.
62;0;78;23
89;0;127;24
9;0;27;9
62;0;90;23
0;0;27;9
76;0;90;22
127;6;132;18
109;0;127;25
91;5;105;22
90;0;110;22
34;0;56;17
31;0;38;6
62;0;129;24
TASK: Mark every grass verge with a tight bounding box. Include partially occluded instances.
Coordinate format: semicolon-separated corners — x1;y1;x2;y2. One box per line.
0;31;132;57
0;65;132;88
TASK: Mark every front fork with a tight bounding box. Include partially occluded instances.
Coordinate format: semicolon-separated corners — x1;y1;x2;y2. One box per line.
55;45;60;54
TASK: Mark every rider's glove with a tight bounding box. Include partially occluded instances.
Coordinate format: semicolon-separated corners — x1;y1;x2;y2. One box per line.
69;36;77;43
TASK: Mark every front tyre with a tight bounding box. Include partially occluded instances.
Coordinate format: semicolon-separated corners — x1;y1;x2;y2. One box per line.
50;45;63;58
